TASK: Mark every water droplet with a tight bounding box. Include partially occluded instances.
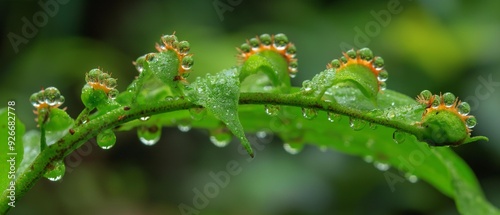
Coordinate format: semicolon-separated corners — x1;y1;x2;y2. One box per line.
442;92;456;107
405;173;419;183
386;111;395;119
419;90;432;101
264;105;280;116
249;37;260;50
189;107;207;121
108;89;119;100
301;80;313;93
358;48;373;61
105;78;117;89
330;59;341;68
377;70;389;82
256;131;267;139
30;93;40;107
259;33;272;46
286;44;297;56
457;102;470;115
392;130;407;144
288;61;298;73
369;123;378;130
209;131;232;147
349;118;366;131
44;160;65;181
45;98;58;106
302;108;317;120
289;73;297;78
283;143;302;155
363;155;374;163
182;56;194;70
161;34;178;44
239;43;251;53
137;125;161;146
273;33;289;50
58;96;65;104
466;116;477;129
319;145;328;152
374;161;390;171
178;124;191;132
96;129;116;149
373;57;384;69
327;112;341;122
140;116;150;121
346;49;357;59
177;41;190;54
380;82;387;90
135;65;144;73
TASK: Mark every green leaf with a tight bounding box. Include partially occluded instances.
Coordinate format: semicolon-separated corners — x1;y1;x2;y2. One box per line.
186;68;254;157
44;108;74;146
433;148;500;215
17;130;40;177
0;107;25;200
148;51;181;89
118;86;498;214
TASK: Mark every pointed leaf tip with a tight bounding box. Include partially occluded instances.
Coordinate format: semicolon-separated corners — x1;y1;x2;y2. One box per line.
240;138;254;158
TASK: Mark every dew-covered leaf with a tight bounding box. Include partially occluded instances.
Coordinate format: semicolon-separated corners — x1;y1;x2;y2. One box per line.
186;68;254;157
117;86;497;214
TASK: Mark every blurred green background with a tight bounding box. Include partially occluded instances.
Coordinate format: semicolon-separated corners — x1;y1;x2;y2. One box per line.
1;0;500;214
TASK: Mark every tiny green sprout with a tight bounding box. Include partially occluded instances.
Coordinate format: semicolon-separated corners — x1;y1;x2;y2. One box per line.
81;68;118;109
324;48;388;102
417;92;485;146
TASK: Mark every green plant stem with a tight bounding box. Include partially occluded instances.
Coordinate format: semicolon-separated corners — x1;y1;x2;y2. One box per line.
74;107;91;126
0;92;425;213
